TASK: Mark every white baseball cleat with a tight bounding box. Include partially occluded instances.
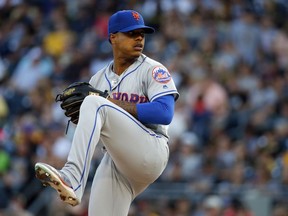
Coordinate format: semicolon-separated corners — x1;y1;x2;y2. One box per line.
35;162;79;206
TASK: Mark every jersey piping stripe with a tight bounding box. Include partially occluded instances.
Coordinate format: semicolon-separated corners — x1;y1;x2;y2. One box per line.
150;90;179;102
116;57;146;92
74;103;162;192
104;57;147;92
104;72;113;91
104;63;113;91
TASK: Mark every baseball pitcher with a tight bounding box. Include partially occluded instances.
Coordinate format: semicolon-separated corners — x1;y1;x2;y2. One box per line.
35;10;179;216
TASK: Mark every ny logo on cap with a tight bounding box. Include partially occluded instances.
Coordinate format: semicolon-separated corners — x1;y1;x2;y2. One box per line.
132;11;140;20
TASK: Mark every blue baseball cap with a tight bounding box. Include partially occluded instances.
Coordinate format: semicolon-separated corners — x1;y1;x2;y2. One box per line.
108;10;155;35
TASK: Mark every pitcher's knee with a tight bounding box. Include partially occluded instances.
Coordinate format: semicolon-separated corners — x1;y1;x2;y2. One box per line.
82;95;107;108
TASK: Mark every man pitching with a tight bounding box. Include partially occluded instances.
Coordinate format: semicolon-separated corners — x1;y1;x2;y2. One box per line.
35;9;179;215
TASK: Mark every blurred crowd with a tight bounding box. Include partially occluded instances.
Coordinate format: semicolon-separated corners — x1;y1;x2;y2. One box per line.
1;0;288;215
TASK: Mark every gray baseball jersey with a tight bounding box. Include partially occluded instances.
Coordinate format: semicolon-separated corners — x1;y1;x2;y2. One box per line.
89;54;179;138
61;54;179;215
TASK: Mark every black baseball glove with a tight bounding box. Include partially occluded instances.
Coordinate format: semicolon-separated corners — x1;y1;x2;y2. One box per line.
55;82;109;124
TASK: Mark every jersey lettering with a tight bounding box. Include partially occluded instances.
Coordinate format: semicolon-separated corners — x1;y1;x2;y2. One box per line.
111;92;148;103
130;94;139;103
113;92;121;100
139;96;148;103
121;93;129;101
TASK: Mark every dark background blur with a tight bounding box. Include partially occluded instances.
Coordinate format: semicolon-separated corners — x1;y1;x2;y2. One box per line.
1;0;288;215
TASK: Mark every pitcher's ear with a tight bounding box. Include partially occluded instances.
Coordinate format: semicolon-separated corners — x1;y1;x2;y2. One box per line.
109;33;117;44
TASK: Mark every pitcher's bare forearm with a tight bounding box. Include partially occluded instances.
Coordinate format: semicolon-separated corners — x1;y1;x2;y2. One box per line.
107;98;138;119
